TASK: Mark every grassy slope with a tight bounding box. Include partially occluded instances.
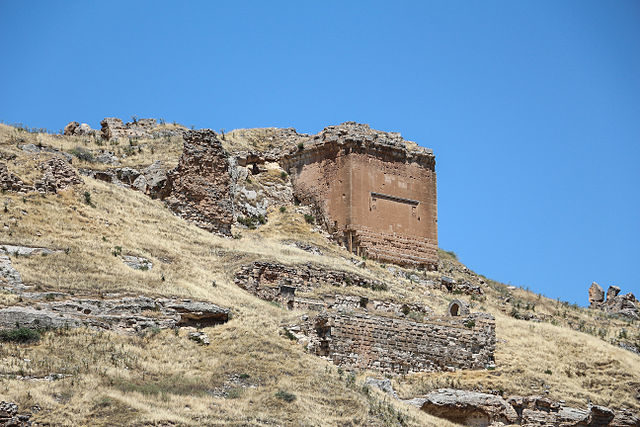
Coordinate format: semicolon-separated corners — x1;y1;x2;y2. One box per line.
0;124;638;425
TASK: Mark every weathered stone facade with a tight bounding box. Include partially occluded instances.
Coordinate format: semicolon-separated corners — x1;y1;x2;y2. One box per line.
160;130;235;235
281;122;438;269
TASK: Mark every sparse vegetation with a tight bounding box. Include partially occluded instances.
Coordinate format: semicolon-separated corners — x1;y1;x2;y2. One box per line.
275;390;297;402
0;327;41;343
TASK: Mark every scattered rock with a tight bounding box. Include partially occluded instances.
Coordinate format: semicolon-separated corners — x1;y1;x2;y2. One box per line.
188;331;210;345
406;390;640;427
0;401;31;426
364;377;398;398
121;255;153;270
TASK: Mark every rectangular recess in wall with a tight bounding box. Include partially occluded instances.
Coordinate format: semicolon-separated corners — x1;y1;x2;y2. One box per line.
370;192;419;206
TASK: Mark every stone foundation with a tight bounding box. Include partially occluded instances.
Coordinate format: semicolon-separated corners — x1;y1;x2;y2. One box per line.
295;311;495;374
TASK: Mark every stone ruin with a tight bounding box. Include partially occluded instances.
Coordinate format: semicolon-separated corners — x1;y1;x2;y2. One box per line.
0;156;82;195
281;122;438;269
64;121;440;269
589;282;638;320
234;261;496;374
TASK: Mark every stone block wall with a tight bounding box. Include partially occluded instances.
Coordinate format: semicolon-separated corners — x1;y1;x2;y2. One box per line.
299;311;495;374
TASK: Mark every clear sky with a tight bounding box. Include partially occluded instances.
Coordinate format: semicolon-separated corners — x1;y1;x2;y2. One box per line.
1;1;638;304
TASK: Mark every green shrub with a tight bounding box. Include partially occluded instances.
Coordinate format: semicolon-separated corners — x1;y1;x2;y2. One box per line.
304;214;314;224
0;327;41;343
69;147;95;163
297;142;304;151
275;390;296;402
280;171;288;179
279;206;286;213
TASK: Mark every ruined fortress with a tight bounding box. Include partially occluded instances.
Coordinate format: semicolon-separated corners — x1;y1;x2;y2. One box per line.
90;119;439;269
9;118;496;376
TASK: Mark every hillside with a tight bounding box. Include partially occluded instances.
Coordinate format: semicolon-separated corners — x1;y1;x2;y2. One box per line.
0;121;638;426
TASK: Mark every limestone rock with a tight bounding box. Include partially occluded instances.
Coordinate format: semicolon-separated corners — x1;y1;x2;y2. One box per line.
364;377;398;398
188;331;210;345
63;121;79;135
0;297;229;333
0;401;31;426
607;285;621;301
0;255;24;291
121;255;153;270
589;282;605;307
406;388;518;426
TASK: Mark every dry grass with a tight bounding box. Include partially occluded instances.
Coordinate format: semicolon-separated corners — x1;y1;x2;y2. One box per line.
0;125;638;425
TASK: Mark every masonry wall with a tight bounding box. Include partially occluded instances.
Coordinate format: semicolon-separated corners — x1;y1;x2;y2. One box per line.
284;141;438;268
306;311;495;374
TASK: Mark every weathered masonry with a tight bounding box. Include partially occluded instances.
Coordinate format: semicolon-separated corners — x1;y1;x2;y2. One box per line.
235;261;496;374
282;123;438;269
299;311;495;374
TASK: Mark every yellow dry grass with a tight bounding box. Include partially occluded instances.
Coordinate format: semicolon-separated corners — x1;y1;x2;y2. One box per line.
0;125;638;425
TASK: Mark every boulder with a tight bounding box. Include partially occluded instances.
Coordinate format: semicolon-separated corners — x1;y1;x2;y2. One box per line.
63;121;79;135
607;285;621;301
405;388;518;427
589;282;605;307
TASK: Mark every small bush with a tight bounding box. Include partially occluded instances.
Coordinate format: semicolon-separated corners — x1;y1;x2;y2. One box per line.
464;319;476;329
112;246;122;257
275;390;296;402
279;206;286;213
544;369;553;375
280;171;288;179
83;191;95;207
297;142;304;151
69;147;95;163
304;214;314;224
0;327;41;344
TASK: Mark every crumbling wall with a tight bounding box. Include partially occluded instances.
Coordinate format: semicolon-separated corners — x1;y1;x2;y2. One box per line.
100;117;159;140
297;311;495;374
234;261;495;374
160;129;235;235
281;122;438;269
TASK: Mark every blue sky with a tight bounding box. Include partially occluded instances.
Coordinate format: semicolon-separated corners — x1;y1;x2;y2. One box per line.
1;1;638;304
